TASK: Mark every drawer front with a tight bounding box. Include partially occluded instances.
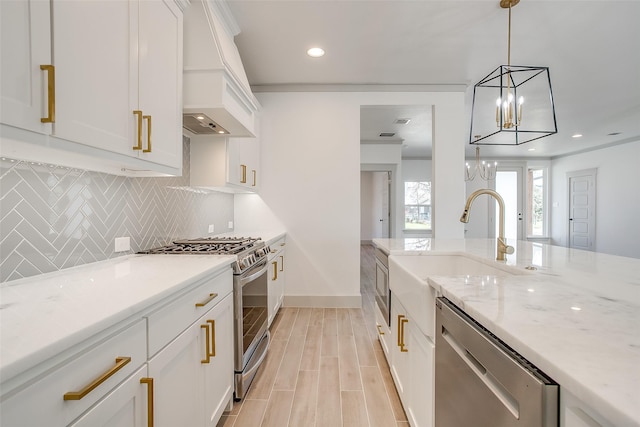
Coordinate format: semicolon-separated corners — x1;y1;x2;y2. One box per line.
147;268;233;357
0;320;146;427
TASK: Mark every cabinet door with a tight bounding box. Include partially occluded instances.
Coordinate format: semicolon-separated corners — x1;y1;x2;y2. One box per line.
203;293;234;426
407;325;435;427
390;298;410;398
0;0;51;134
226;138;244;186
52;0;135;154
69;365;148;427
148;318;205;427
238;137;259;190
137;0;182;169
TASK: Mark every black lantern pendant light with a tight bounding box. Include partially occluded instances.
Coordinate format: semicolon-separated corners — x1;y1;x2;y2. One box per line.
470;0;558;146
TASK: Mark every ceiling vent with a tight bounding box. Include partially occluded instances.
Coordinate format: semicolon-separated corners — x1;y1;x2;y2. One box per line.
379;132;396;137
394;118;411;125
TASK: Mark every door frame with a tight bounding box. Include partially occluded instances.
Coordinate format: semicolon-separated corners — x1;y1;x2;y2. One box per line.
361;164;397;239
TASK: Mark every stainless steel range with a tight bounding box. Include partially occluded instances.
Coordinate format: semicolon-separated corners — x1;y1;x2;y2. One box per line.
140;236;271;400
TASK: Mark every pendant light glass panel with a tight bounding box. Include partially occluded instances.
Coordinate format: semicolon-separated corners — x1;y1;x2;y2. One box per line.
470;65;558;145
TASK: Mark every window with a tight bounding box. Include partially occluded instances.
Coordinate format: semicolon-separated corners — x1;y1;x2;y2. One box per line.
527;167;547;237
404;181;431;230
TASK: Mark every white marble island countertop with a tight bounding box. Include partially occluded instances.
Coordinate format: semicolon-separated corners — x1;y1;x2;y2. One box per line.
374;238;640;427
0;254;235;386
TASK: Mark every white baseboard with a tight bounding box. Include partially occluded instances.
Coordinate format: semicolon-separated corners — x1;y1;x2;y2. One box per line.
283;295;362;308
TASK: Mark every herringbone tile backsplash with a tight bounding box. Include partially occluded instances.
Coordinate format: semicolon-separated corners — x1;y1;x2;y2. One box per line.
0;137;233;282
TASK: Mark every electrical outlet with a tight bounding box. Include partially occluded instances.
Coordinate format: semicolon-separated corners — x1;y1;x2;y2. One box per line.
208;224;215;233
228;221;234;229
114;237;130;252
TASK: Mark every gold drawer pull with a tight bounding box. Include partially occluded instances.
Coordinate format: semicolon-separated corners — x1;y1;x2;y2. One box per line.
140;377;154;427
201;324;211;364
377;324;385;335
143;115;151;153
133;110;143;150
240;164;247;183
40;65;55;123
397;315;405;347
252;169;256;186
195;292;218;308
400;318;409;352
279;255;284;272
272;261;278;281
207;319;216;357
63;356;131;400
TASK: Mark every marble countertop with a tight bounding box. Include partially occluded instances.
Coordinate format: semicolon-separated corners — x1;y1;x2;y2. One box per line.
374;238;640;426
0;254;236;385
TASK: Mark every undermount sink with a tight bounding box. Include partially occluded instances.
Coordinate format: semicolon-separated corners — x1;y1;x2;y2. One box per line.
388;254;528;339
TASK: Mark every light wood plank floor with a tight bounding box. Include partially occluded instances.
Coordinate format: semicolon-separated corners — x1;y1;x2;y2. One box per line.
217;244;407;427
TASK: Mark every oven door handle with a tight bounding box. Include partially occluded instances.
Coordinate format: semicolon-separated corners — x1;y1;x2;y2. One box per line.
238;259;268;286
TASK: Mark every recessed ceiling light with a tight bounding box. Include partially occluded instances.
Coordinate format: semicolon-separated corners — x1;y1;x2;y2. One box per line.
528;148;535;152
306;47;325;58
572;133;583;138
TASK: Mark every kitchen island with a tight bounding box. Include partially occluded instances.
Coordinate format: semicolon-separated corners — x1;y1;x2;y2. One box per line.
374;238;640;427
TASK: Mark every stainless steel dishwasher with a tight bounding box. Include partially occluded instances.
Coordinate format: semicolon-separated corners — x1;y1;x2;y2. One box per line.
435;297;558;427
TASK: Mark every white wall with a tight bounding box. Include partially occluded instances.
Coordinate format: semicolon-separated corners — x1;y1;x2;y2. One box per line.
246;91;465;307
550;140;640;258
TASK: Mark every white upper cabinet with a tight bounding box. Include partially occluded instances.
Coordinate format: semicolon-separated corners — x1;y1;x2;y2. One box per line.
0;0;185;176
0;0;52;134
52;0;134;155
136;0;183;168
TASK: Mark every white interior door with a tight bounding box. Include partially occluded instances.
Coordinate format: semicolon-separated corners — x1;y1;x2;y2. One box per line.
379;171;391;238
568;169;596;251
495;167;524;241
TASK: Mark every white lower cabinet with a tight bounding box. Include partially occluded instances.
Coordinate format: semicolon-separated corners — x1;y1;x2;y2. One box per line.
389;293;434;427
68;365;149;427
0;320;147;427
374;304;391;359
148;292;233;427
560;389;613;427
267;238;286;326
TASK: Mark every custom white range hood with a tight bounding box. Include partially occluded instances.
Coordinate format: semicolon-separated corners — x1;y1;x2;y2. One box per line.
183;0;259;137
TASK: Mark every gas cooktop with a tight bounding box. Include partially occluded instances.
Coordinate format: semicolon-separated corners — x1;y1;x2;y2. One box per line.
139;236;270;274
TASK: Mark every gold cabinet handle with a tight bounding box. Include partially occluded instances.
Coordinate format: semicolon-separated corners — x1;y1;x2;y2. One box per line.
143;115;151;153
133;110;143;150
140;377;154;427
207;319;216;357
377;324;385;335
40;65;55;123
240;164;247;183
400;318;409;352
195;292;218;308
201;323;211;364
252;169;256;187
279;255;284;272
272;261;278;281
63;356;131;400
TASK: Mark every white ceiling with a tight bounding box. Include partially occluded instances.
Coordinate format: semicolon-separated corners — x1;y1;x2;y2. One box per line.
224;0;640;159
